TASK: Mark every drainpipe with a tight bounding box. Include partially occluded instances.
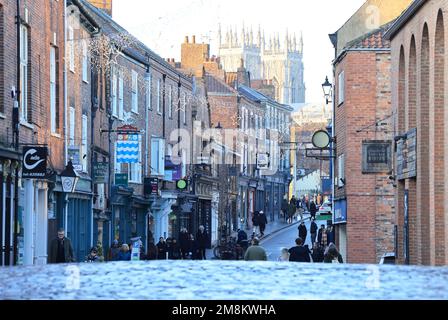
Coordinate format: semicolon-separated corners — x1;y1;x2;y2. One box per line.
63;0;68;235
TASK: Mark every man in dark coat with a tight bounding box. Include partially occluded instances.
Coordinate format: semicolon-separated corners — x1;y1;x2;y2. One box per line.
310;218;318;245
281;198;289;222
258;211;268;237
311;243;325;263
298;222;308;243
288;199;297;224
196;225;209;260
49;229;75;264
310;201;318;220
168;238;181;260
288;238;311;263
179;228;190;259
326;225;335;246
252;211;260;236
156;237;168;260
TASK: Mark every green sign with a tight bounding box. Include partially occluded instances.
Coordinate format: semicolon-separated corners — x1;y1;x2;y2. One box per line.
115;173;128;187
94;162;108;184
177;179;187;190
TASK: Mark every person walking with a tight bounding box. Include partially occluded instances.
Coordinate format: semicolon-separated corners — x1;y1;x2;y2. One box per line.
145;238;158;260
324;243;344;263
296;199;304;222
118;244;131;261
298;222;308;244
288;238;311;263
107;240;121;261
156;237;168;260
258;211;268;237
168;238;181;260
281;197;289;223
278;248;290;262
49;229;75;264
310;201;318;220
86;247;101;263
179;228;190;260
196;225;209;260
188;234;199;260
288;198;297;224
318;225;327;247
252;211;260;236
244;238;267;261
310;218;318;245
326;224;335;246
311;243;325;263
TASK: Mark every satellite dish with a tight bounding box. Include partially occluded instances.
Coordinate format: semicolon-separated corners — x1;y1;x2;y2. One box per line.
312;130;331;149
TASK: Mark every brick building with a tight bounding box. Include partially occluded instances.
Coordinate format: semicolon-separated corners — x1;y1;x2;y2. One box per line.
385;0;448;266
330;25;396;264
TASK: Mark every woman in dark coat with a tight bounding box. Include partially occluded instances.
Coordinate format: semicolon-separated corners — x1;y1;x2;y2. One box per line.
157;237;168;260
169;239;181;260
146;238;158;260
324;243;344;263
310;201;318;219
179;228;190;260
298;222;308;243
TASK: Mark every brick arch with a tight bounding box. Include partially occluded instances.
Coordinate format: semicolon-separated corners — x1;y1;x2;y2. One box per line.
434;10;445;266
419;23;431;265
408;36;419;264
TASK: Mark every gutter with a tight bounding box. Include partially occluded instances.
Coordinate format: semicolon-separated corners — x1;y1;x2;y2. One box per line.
384;0;427;40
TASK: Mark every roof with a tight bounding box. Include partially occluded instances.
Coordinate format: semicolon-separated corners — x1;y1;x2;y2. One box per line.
205;73;237;95
344;22;394;50
238;85;293;111
225;72;238;87
78;0;192;83
384;0;427;40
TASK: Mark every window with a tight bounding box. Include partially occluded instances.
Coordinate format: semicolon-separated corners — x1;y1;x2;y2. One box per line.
181;149;187;178
82;41;88;82
118;75;124;120
338;154;345;187
132;70;138;113
81;115;88;172
111;69;118;117
151;138;165;176
168;85;173;118
20;25;28;122
129;139;142;183
157;79;162;114
146;73;152;110
69;107;75;146
68;26;75;72
182;92;186;124
50;47;57;133
338;71;345;105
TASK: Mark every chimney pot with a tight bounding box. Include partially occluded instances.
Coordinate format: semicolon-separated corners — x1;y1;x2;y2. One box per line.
185;36;189;43
192;35;196;44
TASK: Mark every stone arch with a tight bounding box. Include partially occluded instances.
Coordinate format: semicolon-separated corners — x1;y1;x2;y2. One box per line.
419;23;431;265
434;10;445;266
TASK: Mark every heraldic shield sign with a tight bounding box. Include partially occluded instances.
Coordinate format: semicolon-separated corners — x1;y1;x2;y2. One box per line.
22;146;48;179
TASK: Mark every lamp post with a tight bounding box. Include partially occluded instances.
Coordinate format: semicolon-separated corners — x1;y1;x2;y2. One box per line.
61;161;80;232
322;76;333;105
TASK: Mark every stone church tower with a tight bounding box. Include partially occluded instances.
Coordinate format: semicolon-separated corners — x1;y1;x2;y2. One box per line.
218;25;305;104
87;0;113;16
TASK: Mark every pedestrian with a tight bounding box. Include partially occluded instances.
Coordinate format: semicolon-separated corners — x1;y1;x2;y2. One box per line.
156;237;168;260
107;239;121;261
317;194;322;206
244;238;267;261
281;197;289;222
288;198;296;224
145;238;158;260
295;199;304;222
310;218;318;245
326;224;335;246
252;211;260;236
324;243;344;263
86;247;101;263
118;244;131;261
318;225;327;247
168;238;181;260
310;201;317;220
179;228;190;260
189;234;199;260
49;229;75;264
196;226;209;260
298;221;308;243
288;238;312;263
311;243;325;263
258;211;268;237
278;248;290;262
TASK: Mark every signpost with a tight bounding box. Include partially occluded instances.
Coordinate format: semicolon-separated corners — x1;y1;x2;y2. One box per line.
22;146;48;179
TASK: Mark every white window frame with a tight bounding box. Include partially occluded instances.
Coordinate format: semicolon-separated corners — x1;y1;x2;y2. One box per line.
157;79;162;114
129;138;142;184
168;85;173;118
82;41;88;83
181;149;187;178
132;70;139;113
338;71;345;105
50;46;57;133
81;115;88;172
182;92;187;124
118;75;124;120
69;107;75;146
338;154;345;187
20;25;28;123
111;69;118;118
151;138;165;176
68;26;75;72
146;73;152;110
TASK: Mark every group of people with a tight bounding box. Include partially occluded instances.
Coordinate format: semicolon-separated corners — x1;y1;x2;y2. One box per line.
251;210;268;237
281;196;319;225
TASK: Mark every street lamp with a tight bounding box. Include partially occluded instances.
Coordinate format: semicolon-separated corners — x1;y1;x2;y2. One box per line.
322;76;333;105
61;161;80;193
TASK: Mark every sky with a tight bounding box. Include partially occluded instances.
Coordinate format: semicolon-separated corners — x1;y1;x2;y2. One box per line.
113;0;366;104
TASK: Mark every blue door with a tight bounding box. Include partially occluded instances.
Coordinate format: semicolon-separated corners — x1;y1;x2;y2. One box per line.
67;197;92;262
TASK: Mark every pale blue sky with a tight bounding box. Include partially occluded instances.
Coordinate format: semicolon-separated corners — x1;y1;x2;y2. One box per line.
113;0;366;103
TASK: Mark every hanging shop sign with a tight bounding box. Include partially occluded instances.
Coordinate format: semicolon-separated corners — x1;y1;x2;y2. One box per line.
93;162;108;184
116;133;140;164
22;146;48;179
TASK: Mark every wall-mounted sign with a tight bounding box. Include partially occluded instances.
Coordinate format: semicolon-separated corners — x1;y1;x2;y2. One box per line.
22;146;48;179
257;153;270;170
397;128;417;180
93;162;108;184
144;177;159;196
362;141;392;174
116;134;140;164
334;199;347;225
115;173;128;187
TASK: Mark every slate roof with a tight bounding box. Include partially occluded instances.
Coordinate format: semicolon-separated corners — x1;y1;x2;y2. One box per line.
205;73;237;95
344;22;394;50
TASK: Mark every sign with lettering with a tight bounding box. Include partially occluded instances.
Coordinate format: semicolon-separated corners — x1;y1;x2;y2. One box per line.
115;173;128;187
22;147;47;179
93;162;108;184
397;128;417;180
68;146;82;172
362;141;392;173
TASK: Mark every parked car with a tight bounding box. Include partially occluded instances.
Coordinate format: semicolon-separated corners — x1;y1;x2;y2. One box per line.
379;253;396;265
318;202;332;215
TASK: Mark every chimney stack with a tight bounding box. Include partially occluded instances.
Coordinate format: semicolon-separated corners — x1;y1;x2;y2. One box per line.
185;36;189;43
192;35;196;44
